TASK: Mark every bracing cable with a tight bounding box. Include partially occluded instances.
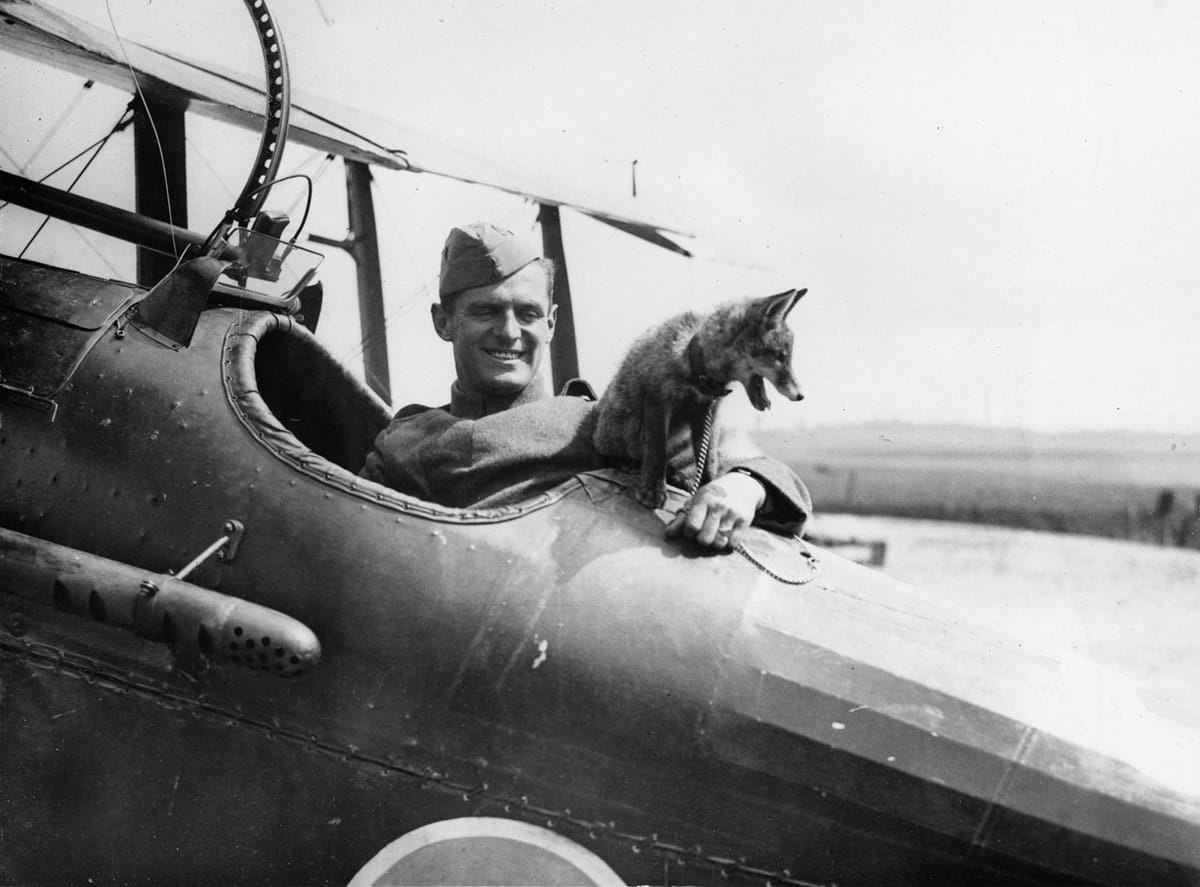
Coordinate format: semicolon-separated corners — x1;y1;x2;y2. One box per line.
0;105;134;214
20;80;97;176
17;107;136;259
104;0;177;257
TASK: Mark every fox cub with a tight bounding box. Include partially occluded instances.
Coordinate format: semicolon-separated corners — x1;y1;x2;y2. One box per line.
593;288;806;507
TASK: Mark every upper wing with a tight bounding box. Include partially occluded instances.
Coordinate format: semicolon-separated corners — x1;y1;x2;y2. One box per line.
0;0;693;256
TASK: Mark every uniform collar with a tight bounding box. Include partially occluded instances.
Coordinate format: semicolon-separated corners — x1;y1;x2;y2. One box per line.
449;380;546;419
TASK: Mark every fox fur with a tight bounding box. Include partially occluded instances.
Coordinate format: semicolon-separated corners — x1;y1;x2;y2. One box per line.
593;288;806;507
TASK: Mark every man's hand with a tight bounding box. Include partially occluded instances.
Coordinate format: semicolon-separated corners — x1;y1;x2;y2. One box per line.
664;470;766;551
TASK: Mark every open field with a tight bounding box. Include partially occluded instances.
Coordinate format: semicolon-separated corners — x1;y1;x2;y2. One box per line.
753;424;1200;729
758;423;1200;544
808;513;1200;731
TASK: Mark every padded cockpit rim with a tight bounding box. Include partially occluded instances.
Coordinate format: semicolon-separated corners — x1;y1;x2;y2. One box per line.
221;310;584;524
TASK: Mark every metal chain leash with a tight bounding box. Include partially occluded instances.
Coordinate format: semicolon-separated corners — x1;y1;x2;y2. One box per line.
735;536;819;586
689;399;720;497
690;400;819;586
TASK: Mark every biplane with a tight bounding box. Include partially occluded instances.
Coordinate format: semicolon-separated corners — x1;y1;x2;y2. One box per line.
1;2;1199;884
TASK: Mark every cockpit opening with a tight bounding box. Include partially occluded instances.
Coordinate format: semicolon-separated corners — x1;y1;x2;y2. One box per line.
233;312;391;474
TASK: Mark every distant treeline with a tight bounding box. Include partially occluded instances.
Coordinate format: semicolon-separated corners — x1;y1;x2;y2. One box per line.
756;423;1200;548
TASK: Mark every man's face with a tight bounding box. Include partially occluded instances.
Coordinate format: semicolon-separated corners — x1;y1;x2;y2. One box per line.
432;262;557;399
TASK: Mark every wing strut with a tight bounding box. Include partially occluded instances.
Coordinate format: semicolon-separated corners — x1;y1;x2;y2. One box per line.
538;204;580;392
133;95;187;285
346;161;391;404
310;160;392;404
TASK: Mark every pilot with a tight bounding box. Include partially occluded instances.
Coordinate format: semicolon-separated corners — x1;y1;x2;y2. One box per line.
359;222;812;550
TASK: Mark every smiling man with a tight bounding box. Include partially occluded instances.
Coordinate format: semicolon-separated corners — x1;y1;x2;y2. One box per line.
359;222;811;549
431;225;559;409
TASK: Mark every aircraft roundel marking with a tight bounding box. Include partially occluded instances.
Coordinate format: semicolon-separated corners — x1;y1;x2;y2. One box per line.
347;816;626;886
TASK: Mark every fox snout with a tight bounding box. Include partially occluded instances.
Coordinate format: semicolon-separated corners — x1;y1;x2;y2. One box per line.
747;371;804;410
774;372;804;402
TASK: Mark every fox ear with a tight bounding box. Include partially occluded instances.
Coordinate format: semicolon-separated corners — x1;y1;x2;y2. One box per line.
759;288;806;325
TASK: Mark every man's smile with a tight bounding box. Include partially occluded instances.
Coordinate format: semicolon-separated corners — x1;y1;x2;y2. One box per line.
436;262;556;398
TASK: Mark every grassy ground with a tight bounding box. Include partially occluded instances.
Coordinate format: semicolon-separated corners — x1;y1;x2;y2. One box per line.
751;424;1200;723
808;513;1200;728
757;423;1200;544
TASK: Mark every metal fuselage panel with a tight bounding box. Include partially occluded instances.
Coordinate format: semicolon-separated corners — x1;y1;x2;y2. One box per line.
0;304;794;884
1;293;1199;886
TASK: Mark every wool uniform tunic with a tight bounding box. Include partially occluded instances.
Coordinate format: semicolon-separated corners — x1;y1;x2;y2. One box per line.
360;382;812;535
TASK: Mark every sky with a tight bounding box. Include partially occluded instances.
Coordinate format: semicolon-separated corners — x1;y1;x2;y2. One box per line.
2;0;1198;434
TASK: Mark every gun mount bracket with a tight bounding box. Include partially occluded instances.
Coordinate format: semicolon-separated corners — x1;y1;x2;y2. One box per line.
174;519;245;581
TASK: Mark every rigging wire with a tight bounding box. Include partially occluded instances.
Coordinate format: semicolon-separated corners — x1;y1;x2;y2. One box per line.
187;148;329;251
0;143;23;172
203;173;315;250
0;106;136;213
335;277;433;367
68;224;126;280
103;0;178;257
34;107;136;183
284;152;335;221
19;80;97;177
325;172;425;366
186;138;239;204
16;108;136;260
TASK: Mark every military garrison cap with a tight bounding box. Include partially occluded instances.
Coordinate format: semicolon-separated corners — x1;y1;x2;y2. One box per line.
439;223;541;299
